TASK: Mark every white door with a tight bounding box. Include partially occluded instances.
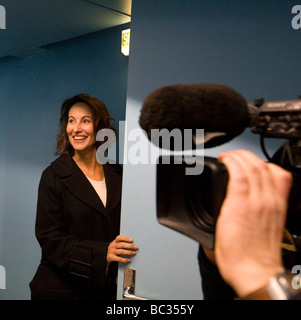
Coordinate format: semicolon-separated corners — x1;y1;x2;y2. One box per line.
116;100;204;300
116;0;295;300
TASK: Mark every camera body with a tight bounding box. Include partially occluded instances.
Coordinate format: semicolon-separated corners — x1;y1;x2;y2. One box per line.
156;98;301;250
250;99;301;140
157;156;228;249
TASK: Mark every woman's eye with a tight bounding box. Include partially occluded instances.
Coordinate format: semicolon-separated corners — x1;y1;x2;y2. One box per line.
68;119;75;124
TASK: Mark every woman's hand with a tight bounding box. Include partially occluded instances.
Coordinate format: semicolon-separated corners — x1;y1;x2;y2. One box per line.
107;235;138;264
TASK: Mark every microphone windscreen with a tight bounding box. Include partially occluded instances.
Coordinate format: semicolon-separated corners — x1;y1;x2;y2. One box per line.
139;83;250;149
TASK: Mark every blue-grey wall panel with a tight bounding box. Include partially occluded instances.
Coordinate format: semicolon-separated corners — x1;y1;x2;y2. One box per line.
0;23;129;300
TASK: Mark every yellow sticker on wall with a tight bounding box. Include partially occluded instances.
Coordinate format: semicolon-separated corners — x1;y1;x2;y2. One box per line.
121;29;130;56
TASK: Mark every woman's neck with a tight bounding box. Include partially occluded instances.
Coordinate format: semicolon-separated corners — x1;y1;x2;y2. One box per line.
73;149;104;181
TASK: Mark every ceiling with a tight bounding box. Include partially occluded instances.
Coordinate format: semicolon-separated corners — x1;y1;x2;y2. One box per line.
0;0;131;58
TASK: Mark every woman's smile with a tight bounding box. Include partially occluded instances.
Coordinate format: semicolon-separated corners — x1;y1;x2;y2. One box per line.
73;135;88;141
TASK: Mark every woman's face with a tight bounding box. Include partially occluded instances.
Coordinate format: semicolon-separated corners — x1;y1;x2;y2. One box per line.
66;102;96;154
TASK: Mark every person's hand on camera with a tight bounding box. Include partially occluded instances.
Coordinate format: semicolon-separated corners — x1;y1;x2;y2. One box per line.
214;149;292;298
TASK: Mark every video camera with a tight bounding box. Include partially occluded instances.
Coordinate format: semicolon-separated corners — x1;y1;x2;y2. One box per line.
156;97;301;250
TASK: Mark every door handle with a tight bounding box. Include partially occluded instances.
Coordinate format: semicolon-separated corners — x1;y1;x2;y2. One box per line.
123;268;150;300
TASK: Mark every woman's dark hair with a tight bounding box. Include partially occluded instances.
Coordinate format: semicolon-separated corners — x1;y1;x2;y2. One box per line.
55;93;118;155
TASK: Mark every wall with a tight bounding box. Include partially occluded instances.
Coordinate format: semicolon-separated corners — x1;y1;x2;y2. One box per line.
117;0;301;299
0;22;130;300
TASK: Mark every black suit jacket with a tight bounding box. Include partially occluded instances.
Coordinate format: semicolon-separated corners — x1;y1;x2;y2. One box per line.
30;154;122;300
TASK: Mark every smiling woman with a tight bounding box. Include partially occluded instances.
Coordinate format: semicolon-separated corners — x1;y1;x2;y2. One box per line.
29;93;138;300
56;93;118;156
0;8;130;298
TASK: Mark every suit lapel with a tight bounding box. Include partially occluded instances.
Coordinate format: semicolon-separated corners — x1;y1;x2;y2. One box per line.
64;169;107;214
51;154;121;218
